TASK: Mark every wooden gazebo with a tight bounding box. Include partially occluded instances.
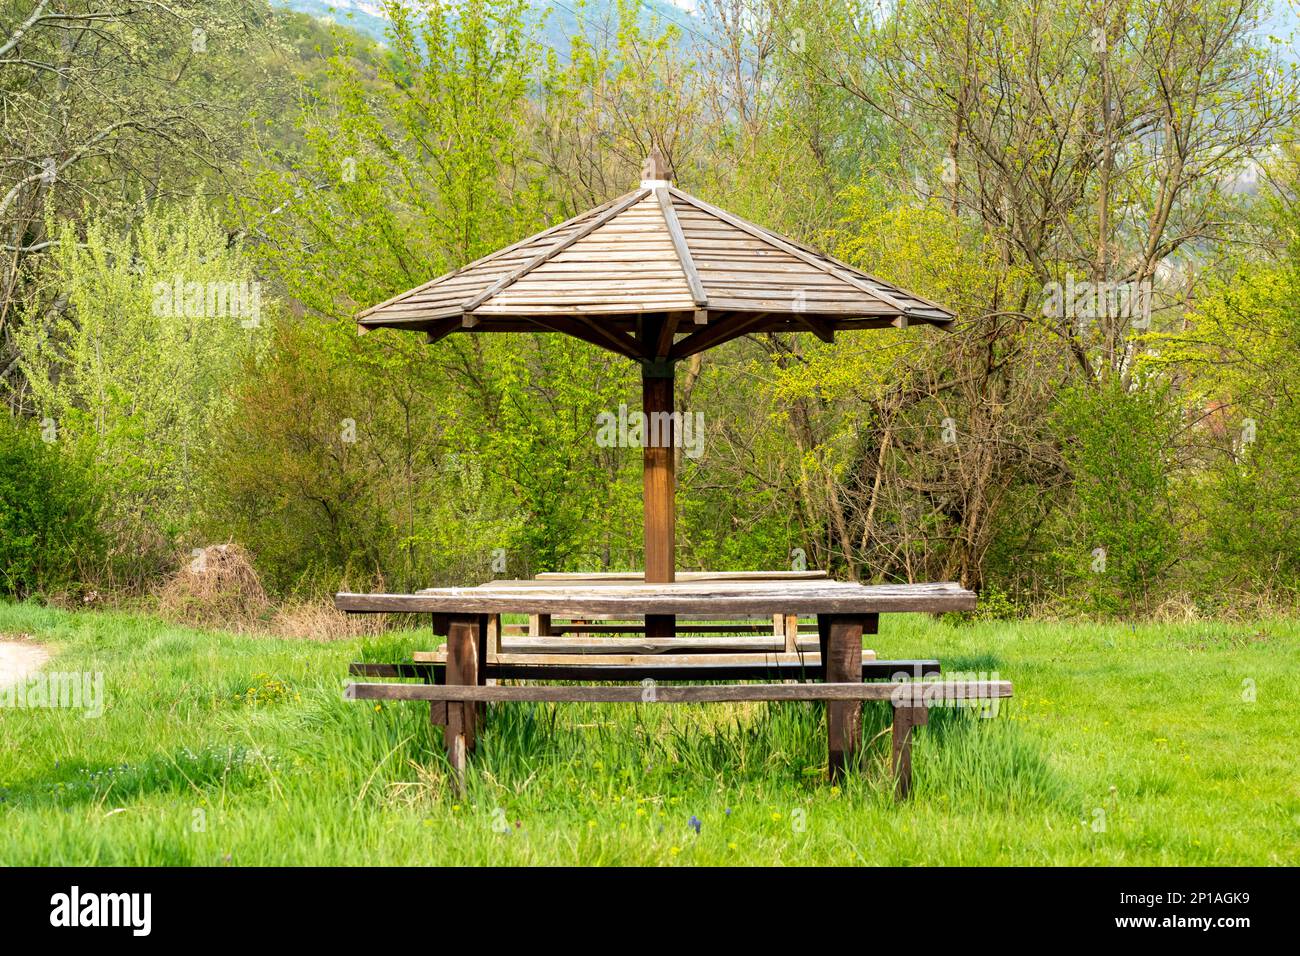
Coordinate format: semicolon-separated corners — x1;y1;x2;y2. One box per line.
340;152;1001;792
358;150;955;633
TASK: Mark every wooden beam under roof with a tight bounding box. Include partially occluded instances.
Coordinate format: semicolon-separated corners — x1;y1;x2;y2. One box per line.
424;316;461;345
669;312;770;359
525;314;644;360
796;313;836;343
654;311;680;358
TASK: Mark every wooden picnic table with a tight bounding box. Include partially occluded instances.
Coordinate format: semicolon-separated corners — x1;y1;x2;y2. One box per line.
336;578;1008;797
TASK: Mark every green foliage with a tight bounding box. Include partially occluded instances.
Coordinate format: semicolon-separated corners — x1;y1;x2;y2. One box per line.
241;0;551;322
972;584;1022;622
221;0;656;590
483;334;640;572
202;306;645;592
0;416;102;598
4;0;1299;613
1054;381;1179;612
201;314;450;594
12;197;266;585
1145;252;1300;596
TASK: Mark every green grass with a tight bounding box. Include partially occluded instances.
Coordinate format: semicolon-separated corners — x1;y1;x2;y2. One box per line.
0;602;1296;865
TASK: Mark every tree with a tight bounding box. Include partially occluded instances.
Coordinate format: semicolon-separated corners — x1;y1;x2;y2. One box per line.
12;197;264;583
0;0;305;400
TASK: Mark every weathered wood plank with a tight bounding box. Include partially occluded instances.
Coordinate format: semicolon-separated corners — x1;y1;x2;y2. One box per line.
668;312;768;359
642;362;675;596
414;649;878;666
523;315;643;360
347;680;1012;704
476;298;695;314
892;704;929;800
447;732;467;796
783;613;800;653
357;195;627;321
824;615;866;780
335;580;977;616
495;634;824;651
350;659;941;682
443;617;480;754
670;187;918;315
429;616;449;723
655;187;707;308
496;624;816;636
519;570;829;582
461;189;650;318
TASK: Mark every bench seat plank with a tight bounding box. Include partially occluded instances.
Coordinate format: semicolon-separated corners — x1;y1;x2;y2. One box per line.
414;649;877;666
492;635;822;651
346;680;1011;704
350;659;941;682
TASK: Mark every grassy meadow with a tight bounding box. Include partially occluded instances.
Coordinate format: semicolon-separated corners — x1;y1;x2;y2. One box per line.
0;601;1296;866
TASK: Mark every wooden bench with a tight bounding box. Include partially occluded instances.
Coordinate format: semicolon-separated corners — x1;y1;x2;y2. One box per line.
346;672;1010;799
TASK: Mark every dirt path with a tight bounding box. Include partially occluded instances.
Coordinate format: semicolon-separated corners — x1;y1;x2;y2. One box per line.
0;638;49;690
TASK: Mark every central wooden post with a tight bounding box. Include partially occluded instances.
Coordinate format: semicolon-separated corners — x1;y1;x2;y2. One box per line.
642;359;675;638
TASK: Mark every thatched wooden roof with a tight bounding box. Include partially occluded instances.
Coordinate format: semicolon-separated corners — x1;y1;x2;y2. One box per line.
358;154;955;361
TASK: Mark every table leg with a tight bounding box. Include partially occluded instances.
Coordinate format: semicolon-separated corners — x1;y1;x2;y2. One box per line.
782;613;799;654
819;613;865;781
486;614;501;661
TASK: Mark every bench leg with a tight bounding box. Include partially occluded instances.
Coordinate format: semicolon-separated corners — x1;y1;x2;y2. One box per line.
891;704;929;800
447;732;467;797
820;614;865;781
474;613;488;728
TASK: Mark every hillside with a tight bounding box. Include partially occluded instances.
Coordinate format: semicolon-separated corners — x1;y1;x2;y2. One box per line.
271;0;709;50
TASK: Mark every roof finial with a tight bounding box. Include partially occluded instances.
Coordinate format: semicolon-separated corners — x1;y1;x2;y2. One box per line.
641;146;673;185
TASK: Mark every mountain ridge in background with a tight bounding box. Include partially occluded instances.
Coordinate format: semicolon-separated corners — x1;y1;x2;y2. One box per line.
271;0;707;51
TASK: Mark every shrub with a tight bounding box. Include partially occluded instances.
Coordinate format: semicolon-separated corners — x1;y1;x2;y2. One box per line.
12;198;266;589
1055;380;1179;613
0;416;103;598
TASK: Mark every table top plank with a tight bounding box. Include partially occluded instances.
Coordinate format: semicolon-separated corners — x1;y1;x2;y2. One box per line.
527;571;830;582
336;580;976;616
